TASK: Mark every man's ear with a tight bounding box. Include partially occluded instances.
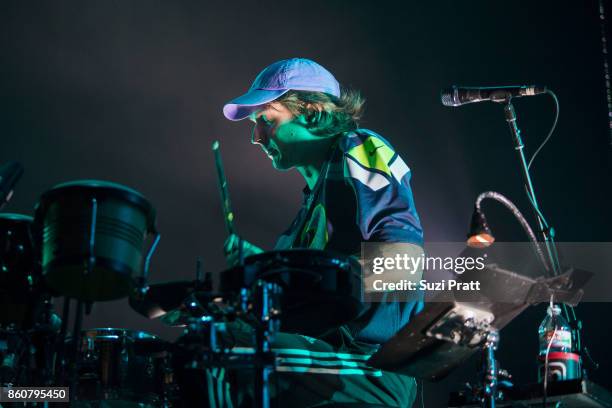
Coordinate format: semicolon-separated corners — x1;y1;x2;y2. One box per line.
306;110;322;126
295;114;309;125
305;110;323;126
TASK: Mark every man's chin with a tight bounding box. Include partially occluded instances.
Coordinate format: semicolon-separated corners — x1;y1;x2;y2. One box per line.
271;158;291;171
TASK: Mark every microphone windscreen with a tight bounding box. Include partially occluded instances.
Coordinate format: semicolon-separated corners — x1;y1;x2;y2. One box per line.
440;88;457;107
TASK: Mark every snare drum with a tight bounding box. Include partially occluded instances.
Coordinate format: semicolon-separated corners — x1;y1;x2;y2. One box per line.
34;180;158;301
73;328;174;406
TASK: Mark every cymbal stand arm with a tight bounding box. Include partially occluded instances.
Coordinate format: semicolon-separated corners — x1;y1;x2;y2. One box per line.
253;281;280;408
481;330;500;408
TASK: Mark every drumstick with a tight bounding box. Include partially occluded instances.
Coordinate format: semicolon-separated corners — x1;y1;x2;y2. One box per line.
212;140;235;235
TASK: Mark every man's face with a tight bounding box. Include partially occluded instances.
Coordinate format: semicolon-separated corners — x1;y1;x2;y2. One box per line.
250;102;321;170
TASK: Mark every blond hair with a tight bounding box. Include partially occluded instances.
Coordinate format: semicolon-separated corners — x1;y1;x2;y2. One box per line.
274;88;365;138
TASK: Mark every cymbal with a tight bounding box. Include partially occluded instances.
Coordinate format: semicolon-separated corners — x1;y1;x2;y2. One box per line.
128;280;217;320
157;305;222;327
158;308;189;326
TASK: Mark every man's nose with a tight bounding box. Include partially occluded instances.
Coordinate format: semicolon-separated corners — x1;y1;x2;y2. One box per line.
251;122;267;145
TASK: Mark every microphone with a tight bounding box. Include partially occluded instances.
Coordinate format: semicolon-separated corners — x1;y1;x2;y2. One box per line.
0;161;24;210
441;85;547;107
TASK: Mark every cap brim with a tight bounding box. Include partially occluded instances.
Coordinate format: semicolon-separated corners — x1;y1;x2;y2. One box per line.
223;89;289;121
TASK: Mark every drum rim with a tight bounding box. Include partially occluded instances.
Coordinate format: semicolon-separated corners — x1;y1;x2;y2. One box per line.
220;249;362;291
34;179;156;232
78;327;161;343
244;248;359;270
0;213;34;222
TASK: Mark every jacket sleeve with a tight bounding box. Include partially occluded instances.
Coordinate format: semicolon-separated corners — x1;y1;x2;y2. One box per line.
341;130;425;344
343;131;423;246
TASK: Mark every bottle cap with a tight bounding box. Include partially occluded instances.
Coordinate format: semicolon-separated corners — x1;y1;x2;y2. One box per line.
547;304;562;316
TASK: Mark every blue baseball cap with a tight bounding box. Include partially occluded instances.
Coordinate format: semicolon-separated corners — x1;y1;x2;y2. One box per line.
223;58;341;121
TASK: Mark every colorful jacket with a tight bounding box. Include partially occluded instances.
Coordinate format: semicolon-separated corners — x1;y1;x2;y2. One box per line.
275;128;424;344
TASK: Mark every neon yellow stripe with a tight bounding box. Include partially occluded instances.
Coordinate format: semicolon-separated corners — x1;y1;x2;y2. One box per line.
347;136;395;176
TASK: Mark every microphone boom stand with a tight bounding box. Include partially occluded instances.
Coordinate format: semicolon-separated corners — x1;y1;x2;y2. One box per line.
501;97;586;404
502;99;561;276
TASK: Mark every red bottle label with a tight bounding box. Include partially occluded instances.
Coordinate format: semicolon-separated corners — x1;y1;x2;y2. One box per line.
541;330;572;351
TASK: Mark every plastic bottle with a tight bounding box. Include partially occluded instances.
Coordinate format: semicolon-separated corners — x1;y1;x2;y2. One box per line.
537;304;581;382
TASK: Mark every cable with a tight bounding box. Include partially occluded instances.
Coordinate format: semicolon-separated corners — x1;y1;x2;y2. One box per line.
524;188;550;230
528;90;559;170
520;89;587;374
524;186;564;276
476;191;550;272
526;188;586;381
543;297;556;408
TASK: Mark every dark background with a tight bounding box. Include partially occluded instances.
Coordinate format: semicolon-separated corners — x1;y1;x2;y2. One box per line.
1;1;611;406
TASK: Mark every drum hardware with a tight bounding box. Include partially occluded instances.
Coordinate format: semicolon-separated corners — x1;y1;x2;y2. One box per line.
0;309;61;389
425;305;511;406
0;327;25;386
0;161;24;212
211;140;284;407
0;328;42;386
450;378;612;407
51;196;97;396
130;254;213;322
30;180;161;402
129;278;215;323
159;292;231;327
129;249;282;407
136;231;162;296
2;168;607;406
481;330;501;408
0;211;60;389
0;213;44;329
171;279;281;408
450;372;514;407
220;249;365;337
250;280;281;408
67;328;175;406
3;170;369;406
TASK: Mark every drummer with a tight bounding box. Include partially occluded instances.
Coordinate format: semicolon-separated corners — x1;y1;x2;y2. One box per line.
221;58;424;407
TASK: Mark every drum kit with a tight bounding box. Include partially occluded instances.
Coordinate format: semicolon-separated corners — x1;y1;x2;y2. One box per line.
2;138;608;408
0;153;365;407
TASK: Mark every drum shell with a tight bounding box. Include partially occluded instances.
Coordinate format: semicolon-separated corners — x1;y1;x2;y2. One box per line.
0;213;35;279
35;181;156;301
0;213;38;326
74;328;171;405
